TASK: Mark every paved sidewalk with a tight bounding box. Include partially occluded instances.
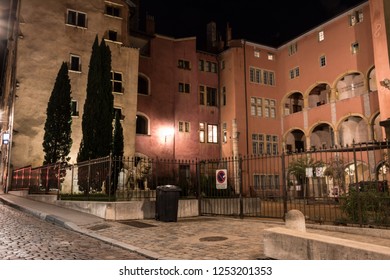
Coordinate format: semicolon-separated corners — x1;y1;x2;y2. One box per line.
2;194;390;260
0;194;282;260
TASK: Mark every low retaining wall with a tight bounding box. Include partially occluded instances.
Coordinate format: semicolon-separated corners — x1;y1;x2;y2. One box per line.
263;227;390;260
9;191;199;220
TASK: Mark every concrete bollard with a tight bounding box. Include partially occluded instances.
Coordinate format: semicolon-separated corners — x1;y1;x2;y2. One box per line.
285;209;306;232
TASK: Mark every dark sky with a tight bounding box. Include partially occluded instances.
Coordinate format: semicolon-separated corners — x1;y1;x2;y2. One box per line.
139;0;366;49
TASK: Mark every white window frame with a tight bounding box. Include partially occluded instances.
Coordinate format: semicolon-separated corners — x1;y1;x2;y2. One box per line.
66;9;87;28
69;54;81;72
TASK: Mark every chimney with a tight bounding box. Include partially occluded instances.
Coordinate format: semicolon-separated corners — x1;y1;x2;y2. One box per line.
146;14;155;35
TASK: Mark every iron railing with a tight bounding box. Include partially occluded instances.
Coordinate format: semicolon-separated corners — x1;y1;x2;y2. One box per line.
9;141;390;227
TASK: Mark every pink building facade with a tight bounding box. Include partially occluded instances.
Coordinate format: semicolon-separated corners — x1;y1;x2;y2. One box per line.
135;1;388;160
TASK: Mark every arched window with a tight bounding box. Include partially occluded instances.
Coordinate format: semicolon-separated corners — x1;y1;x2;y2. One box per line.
136;114;148;135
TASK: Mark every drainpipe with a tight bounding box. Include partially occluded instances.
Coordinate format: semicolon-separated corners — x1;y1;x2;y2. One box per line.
232;119;240;194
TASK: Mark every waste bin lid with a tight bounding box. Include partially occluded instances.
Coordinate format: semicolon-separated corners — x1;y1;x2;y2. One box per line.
157;185;181;191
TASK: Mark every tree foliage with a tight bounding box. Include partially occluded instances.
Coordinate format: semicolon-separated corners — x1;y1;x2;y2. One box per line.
77;35;113;162
42;62;72;165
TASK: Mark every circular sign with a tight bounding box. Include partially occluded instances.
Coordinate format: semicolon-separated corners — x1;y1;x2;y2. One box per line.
216;170;226;184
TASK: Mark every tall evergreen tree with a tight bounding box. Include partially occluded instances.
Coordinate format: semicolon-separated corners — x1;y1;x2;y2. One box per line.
42;62;72;165
77;35;113;162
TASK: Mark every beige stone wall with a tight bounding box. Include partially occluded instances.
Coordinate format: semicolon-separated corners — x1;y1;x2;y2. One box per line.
13;0;138;169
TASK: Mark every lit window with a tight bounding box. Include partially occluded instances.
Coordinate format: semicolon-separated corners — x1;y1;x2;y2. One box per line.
66;10;87;28
267;53;275;61
254;50;260;58
207;124;218;143
199;123;205;143
318;31;325;42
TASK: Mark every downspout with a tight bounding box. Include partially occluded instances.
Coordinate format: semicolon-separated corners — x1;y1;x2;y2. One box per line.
243;40;249;155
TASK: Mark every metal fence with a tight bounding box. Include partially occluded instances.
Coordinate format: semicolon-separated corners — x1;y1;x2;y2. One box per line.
10;141;390;227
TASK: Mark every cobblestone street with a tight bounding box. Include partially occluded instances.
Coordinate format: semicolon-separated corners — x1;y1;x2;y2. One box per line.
0;202;149;260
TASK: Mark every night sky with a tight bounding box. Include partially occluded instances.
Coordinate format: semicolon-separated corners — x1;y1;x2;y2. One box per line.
139;0;366;49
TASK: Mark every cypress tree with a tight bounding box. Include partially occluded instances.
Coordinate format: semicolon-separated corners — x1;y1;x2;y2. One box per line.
77;35;113;193
42;62;72;165
77;36;113;162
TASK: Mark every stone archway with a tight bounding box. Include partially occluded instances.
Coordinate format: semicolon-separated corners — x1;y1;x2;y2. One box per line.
285;129;306;153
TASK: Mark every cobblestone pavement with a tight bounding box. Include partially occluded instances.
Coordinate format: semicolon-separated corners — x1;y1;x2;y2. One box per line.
0;202;149;260
80;217;282;260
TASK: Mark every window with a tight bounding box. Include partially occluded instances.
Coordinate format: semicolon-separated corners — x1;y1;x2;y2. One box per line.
250;97;262;117
178;83;190;93
351;42;359;54
138;75;149;95
264;99;276;119
199;85;217;106
222;86;226;106
220;60;225;70
288;42;298;56
320;55;326;67
349;10;363;26
199;59;217;73
207;124;218;143
199;122;205;143
178;59;191;70
198;60;204;71
318;31;325;42
267;53;275;61
250;67;275;85
66;10;86;28
254;134;278;155
108;30;118;41
199;86;205;105
71;100;79;117
136;115;148;135
69;55;81;72
207;87;217;106
289;67;299;79
222;122;227;143
111;71;123;93
114;108;124;120
254;174;279;190
268;71;275;86
249;67;262;84
252;134;264;155
254;50;260;58
105;5;121;17
179;121;190;132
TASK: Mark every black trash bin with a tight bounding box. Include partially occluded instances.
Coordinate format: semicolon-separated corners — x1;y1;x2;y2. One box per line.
155;185;181;222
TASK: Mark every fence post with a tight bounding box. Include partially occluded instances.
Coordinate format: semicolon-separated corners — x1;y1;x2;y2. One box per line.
239;156;244;219
108;154;112;201
352;141;363;226
196;158;202;216
281;151;288;220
